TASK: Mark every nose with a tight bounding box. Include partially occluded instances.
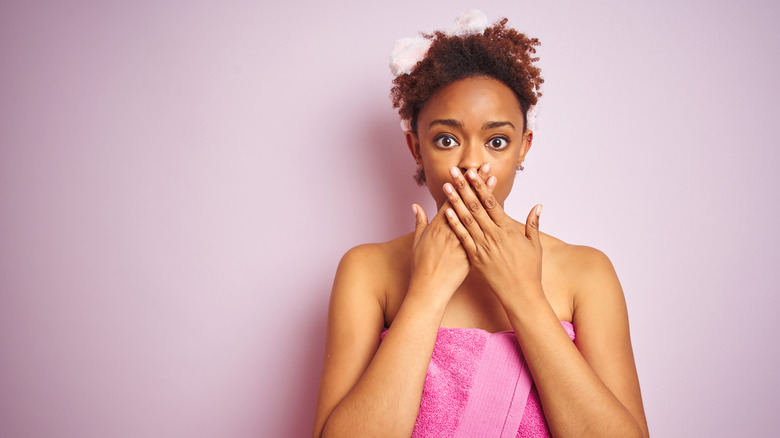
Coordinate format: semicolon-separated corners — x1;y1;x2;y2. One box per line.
458;142;485;174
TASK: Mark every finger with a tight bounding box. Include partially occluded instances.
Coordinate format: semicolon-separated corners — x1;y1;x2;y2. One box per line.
478;163;495;193
486;175;497;191
443;174;486;241
467;170;511;226
524;204;543;248
445;207;477;256
412;203;429;246
447;167;494;231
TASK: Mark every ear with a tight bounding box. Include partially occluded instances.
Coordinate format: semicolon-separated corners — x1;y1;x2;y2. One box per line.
516;129;533;168
405;130;422;166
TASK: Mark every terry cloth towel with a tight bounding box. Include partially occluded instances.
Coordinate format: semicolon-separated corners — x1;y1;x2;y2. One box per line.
381;321;575;438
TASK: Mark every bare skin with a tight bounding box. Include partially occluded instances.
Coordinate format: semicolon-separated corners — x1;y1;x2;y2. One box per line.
313;77;649;438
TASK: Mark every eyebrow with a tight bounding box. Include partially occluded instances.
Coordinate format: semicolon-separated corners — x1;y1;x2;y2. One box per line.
482;121;515;130
429;119;462;128
428;119;515;130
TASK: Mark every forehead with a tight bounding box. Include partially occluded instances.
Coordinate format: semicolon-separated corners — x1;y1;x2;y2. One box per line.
418;77;524;127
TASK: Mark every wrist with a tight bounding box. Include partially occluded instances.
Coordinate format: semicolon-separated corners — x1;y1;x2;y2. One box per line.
495;282;547;316
404;279;452;314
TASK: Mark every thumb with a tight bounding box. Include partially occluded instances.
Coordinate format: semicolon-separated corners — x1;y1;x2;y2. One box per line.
525;204;542;246
412;204;429;245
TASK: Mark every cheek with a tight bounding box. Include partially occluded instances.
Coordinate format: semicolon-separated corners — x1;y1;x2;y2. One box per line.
420;154;454;184
424;170;448;197
491;167;518;201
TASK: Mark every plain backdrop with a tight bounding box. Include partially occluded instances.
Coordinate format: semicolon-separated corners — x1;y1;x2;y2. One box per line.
1;0;778;437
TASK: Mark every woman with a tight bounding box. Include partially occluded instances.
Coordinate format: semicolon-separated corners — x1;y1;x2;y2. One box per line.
313;11;648;438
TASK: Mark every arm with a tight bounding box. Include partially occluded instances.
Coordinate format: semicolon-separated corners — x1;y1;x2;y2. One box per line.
441;167;648;437
313;204;470;438
502;248;649;438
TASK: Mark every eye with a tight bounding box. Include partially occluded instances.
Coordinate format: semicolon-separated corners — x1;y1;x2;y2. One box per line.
487;136;510;150
434;134;459;149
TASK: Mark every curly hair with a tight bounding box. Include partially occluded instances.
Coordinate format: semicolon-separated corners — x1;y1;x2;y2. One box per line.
391;18;543;135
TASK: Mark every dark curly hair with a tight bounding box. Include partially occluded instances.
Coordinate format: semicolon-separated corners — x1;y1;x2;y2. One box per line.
390;18;543;184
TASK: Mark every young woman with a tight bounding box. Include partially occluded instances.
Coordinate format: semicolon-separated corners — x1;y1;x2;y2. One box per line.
313;11;648;438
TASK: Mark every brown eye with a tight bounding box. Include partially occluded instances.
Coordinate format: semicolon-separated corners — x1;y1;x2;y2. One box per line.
434;135;459;149
488;137;509;150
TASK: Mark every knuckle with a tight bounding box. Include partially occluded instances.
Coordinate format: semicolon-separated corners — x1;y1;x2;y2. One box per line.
484;195;497;209
456;179;467;189
462;214;474;226
468;201;481;212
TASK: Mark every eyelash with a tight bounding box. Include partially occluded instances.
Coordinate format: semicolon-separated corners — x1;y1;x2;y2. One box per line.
487;136;510;150
432;135;511;150
434;134;459;149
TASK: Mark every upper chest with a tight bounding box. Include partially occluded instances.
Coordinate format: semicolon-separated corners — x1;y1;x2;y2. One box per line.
381;247;575;330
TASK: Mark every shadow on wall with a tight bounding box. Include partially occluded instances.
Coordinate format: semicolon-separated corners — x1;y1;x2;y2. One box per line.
283;95;427;437
266;276;330;438
356;96;433;242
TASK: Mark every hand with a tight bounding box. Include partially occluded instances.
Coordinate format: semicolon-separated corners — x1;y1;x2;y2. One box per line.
408;202;470;302
441;166;544;302
407;163;496;301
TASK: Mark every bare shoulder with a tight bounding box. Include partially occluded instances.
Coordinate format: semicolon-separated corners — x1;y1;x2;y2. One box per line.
540;234;633;361
336;242;391;283
331;243;386;317
533;230;624;323
567;245;622;309
568;245;617;283
332;233;414;317
540;232;619;295
336;234;413;288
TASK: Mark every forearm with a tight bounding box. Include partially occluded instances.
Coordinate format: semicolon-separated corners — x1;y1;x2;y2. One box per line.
321;287;448;438
502;291;646;438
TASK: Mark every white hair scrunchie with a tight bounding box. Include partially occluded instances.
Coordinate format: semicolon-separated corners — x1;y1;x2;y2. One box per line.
389;36;432;77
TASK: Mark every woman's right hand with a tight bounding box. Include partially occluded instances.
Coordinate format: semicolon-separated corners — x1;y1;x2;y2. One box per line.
408;163;495;301
409;202;471;301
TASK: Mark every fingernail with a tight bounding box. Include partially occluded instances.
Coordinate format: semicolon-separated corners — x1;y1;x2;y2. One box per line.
487;176;497;187
450;167;460;179
444;183;454;194
536;204;543;217
481;162;491;173
446;208;455;218
467;169;478;180
412;204;418;215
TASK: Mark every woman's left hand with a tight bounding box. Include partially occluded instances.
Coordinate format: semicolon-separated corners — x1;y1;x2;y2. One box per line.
442;166;544;302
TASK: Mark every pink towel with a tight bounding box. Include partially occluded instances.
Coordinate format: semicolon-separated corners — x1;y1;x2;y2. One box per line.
381;321;575;437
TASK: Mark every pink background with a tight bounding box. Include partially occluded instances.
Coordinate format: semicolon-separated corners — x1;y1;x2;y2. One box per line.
1;1;778;437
